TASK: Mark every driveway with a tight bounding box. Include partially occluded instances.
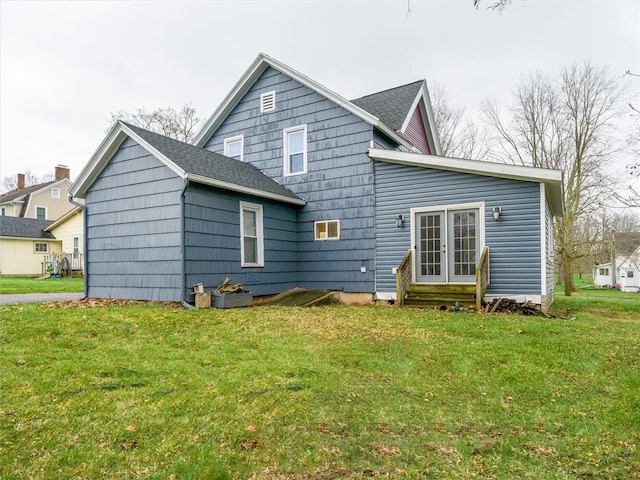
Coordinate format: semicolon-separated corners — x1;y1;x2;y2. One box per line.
0;292;85;305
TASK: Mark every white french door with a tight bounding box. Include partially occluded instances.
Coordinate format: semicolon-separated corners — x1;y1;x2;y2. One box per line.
414;205;482;284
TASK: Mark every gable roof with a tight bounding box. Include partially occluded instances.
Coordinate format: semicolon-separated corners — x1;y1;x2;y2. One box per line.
0;216;56;239
367;148;565;216
351;81;423;132
44;206;83;232
70;122;305;206
192;53;440;154
0;178;71;217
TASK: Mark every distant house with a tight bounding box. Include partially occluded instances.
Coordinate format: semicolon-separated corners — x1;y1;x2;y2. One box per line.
593;232;640;293
44;207;84;273
0;216;61;276
0;165;77;221
70;53;564;310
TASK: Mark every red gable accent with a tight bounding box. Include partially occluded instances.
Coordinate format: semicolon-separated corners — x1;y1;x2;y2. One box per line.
403;106;430;154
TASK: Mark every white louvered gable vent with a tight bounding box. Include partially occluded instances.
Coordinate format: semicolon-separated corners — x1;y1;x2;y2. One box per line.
261;90;276;113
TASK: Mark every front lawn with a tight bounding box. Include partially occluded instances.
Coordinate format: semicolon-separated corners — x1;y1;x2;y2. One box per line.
0;276;84;294
1;298;638;478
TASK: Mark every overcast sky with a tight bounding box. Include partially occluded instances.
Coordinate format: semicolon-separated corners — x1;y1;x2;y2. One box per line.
1;0;639;195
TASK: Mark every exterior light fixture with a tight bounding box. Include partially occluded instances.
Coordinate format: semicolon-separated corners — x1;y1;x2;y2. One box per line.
396;214;404;228
492;207;502;221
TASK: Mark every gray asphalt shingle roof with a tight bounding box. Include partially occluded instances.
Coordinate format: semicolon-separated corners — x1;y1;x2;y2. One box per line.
0;216;56;239
124;123;302;202
351;80;423;132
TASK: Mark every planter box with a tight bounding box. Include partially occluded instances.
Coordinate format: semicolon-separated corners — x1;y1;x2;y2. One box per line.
211;292;253;309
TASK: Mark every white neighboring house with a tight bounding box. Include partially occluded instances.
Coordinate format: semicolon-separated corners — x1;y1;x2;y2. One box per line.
593;233;640;293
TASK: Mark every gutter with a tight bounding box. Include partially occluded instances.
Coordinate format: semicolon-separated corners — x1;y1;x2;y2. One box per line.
68;194;88;299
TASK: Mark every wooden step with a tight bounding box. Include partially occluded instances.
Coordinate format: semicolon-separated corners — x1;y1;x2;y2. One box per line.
402;283;476;308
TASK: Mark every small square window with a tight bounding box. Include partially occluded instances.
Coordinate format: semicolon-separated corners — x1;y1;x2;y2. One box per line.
224;135;244;161
628;271;634;278
314;220;340;241
35;242;48;253
261;90;276;113
51;188;61;199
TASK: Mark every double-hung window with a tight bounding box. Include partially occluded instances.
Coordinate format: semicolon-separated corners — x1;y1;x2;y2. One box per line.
283;125;307;176
224;135;244;161
240;202;264;267
51;188;61;199
36;206;47;220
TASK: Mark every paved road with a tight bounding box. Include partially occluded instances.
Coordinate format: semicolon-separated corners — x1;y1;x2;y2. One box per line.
0;292;85;305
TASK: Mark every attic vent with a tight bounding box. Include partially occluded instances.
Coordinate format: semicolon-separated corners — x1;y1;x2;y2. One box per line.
261;90;276;113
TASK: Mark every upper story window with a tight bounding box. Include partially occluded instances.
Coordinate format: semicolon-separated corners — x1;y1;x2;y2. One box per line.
51;188;61;199
314;220;340;241
261;90;276;113
283;125;307;176
224;135;244;161
36;206;47;220
240;201;264;267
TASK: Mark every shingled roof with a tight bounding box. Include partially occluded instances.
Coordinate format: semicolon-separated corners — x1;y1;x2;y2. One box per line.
351;80;424;132
0;216;56;239
123;123;303;203
0;181;57;204
616;232;640;257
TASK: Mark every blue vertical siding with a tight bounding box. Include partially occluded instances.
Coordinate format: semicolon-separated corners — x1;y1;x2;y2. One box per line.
544;193;556;306
203;67;376;292
85;137;184;301
374;161;542;296
183;182;299;299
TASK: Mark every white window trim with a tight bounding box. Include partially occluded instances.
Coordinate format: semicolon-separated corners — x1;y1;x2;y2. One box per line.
261;90;276;113
34;242;49;253
283;125;307;176
314;220;341;241
240;201;264;267
35;205;47;220
224;134;244;162
51;188;61;199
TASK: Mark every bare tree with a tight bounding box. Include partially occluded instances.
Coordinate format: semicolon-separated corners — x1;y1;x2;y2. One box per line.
484;62;627;295
473;0;513;10
430;83;490;160
1;169;55;193
108;103;202;143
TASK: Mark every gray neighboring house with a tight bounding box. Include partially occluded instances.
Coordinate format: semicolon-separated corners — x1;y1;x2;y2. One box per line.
71;53;564;309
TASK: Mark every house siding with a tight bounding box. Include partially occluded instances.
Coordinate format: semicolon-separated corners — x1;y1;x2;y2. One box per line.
403;106;430;154
84;137;184;301
543;194;555;310
374;161;542;297
183;182;299;299
203;67;376;292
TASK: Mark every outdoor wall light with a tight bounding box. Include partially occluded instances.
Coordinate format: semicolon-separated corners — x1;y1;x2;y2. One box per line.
396;214;404;228
492;206;502;221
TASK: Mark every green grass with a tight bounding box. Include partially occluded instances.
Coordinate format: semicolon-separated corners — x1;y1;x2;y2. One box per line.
0;276;84;294
1;296;638;478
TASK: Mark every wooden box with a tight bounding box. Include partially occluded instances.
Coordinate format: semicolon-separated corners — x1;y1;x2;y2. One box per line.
211;292;253;309
194;292;211;308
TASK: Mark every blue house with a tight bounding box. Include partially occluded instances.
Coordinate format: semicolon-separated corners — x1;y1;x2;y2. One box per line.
70;53;564;310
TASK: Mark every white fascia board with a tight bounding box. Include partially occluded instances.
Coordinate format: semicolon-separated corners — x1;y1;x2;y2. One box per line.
192;53;414;150
185;173;306;206
540;183;547;297
420;82;443;155
71;122;187;198
26;178;70;198
368;147;564;214
44;206;83;232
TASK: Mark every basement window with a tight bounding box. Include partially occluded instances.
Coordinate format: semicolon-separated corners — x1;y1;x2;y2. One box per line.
261;90;276;113
314;220;340;241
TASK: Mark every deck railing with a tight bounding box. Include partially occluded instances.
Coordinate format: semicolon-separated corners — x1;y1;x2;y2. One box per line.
42;252;83;277
395;249;413;306
475;246;490;311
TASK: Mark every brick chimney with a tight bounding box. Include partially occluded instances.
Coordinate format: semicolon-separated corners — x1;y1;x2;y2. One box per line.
55;165;70;180
17;173;25;190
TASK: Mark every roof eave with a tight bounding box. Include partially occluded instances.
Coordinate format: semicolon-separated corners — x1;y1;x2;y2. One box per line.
368;148;564;216
185;173;306;206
